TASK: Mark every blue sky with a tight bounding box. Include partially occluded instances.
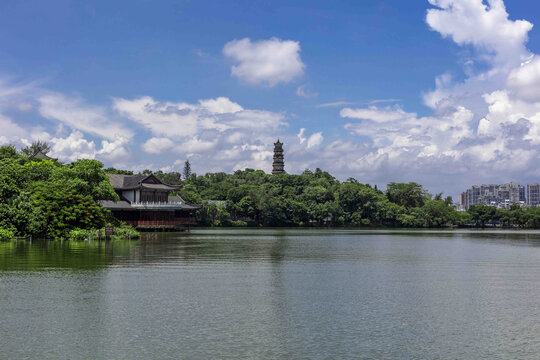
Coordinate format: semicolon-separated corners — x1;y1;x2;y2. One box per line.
1;0;540;197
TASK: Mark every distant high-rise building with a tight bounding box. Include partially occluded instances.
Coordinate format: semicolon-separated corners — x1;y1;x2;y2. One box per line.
272;139;285;175
459;192;467;210
527;183;540;207
461;182;527;210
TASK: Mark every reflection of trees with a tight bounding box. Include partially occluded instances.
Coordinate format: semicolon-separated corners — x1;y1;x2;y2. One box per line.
3;229;540;271
132;231;291;265
0;239;137;271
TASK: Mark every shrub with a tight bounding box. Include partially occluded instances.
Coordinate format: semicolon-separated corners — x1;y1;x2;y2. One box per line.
67;224;139;240
230;220;248;227
0;227;15;240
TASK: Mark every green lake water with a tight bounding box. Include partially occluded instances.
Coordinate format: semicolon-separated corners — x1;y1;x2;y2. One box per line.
2;229;540;359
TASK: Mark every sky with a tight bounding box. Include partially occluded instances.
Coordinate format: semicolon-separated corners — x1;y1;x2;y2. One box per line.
1;0;540;197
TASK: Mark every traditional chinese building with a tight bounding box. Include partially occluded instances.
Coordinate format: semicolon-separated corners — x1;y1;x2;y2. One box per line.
272;139;285;175
100;174;201;230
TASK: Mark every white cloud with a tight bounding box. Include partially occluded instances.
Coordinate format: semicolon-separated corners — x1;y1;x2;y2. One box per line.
328;0;540;195
306;132;323;148
340;106;417;123
48;131;130;163
296;85;318;98
0;114;26;140
507;56;540;101
297;128;306;144
183;136;216;155
113;96;199;137
223;37;305;86
316;101;355;108
297;128;323;148
141;137;175;154
49;131;97;162
97;136;130;160
113;95;291;173
114;96;285;140
38;93;132;140
198;97;243;114
426;0;532;66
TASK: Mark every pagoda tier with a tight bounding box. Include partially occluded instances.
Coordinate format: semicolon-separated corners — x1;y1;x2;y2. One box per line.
272;139;285;174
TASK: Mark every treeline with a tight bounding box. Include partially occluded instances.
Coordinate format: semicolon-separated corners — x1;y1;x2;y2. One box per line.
3;139;540;238
173;168;540;228
0;145;136;239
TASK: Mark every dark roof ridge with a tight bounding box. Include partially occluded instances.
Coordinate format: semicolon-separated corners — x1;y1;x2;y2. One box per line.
106;173;181;190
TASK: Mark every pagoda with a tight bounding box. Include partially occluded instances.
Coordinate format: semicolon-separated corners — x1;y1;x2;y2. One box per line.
272;139;285;175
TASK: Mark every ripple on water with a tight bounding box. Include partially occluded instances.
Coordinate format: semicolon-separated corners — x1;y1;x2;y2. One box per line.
2;229;540;359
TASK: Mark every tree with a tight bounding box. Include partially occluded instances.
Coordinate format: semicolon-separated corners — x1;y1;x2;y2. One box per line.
468;204;498;227
0;145;19;160
50;159;118;201
154;170;181;185
104;167;133;175
386;182;430;208
21;140;51;157
421;200;456;227
183;160;192;180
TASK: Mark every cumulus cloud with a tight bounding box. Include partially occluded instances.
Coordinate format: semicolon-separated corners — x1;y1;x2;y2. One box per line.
0;114;26;141
141;137;175;154
334;0;540;195
507;56;540;101
297;128;323;148
426;0;532;65
115;95;288;172
223;37;305;86
422;0;536;110
49;132;97;162
114;96;284;138
306;132;323;148
38;93;132;140
48;131;131;163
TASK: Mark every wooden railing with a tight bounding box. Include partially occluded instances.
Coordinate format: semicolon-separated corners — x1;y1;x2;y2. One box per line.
130;201;185;209
123;218;196;227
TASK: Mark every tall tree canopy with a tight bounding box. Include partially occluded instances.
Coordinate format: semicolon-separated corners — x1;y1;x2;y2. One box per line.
21;140;51;157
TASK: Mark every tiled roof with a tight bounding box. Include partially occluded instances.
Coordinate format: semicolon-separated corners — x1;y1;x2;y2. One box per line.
107;174;146;189
106;174;181;190
30;150;57;161
98;200;134;210
169;195;202;210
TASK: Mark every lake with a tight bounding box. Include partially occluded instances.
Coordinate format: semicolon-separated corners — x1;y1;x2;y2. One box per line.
2;229;540;359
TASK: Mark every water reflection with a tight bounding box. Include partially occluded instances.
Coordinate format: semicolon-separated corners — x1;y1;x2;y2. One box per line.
3;229;540;271
0;239;136;271
3;229;540;359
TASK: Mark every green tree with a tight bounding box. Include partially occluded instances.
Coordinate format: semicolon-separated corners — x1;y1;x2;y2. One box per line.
386;182;430;208
50;159;118;201
183;160;192;180
0;145;19;160
468;204;498;227
421;200;457;227
21;140;51;157
29;182;109;238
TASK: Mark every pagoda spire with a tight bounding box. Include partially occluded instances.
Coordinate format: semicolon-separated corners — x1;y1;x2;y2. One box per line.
272;139;285;175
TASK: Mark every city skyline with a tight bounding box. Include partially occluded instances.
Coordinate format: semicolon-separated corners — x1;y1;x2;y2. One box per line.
1;0;540;197
460;182;540;209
